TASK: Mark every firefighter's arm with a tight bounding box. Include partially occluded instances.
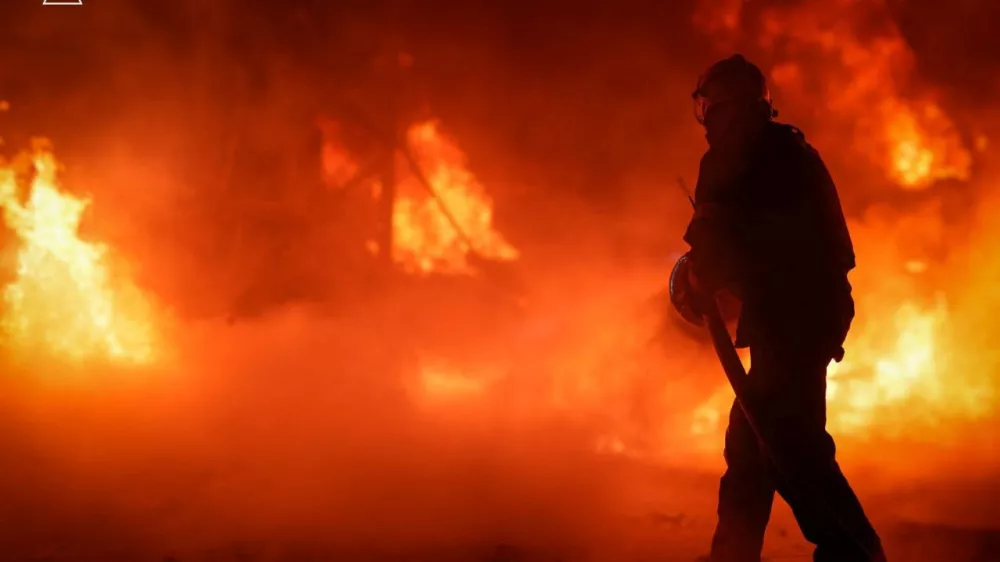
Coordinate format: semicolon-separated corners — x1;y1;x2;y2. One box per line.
682;153;745;294
684;206;748;297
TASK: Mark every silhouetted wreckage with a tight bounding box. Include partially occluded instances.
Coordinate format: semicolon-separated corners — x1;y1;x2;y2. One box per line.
217;48;525;362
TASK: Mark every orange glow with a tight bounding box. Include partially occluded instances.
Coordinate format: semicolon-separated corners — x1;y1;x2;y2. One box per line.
321;119;518;275
373;121;991;458
394;121;518;274
882;99;972;189
687;204;998;445
368;7;1000;466
673;0;997;451
0;139;158;364
2;12;999;561
695;0;973;189
414;361;494;403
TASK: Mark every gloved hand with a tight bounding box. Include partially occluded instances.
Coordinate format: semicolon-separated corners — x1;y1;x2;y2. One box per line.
669;253;714;326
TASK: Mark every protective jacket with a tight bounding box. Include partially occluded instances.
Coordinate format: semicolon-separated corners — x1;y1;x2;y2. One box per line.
683;121;856;355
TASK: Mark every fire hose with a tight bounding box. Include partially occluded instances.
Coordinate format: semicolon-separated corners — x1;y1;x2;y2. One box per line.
669;255;884;561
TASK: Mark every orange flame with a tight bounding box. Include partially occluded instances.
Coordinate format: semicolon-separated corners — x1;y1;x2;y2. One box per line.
695;0;972;189
0;139;157;364
689;208;997;443
393;121;518;274
677;0;995;449
321;119;518;275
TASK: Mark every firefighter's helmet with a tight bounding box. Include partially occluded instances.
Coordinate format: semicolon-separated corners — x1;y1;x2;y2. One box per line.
692;54;776;125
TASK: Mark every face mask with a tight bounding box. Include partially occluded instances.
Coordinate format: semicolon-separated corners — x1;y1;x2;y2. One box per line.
703;103;739;146
703;103;766;147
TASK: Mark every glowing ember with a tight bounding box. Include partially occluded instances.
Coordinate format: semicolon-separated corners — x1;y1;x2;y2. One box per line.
410;360;503;411
418;365;490;401
0;139;157;364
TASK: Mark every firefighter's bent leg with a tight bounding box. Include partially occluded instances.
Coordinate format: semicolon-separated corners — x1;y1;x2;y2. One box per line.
710;399;776;562
759;345;885;562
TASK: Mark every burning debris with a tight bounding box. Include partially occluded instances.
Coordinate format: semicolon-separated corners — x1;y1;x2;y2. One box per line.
321;118;518;275
396;121;519;274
